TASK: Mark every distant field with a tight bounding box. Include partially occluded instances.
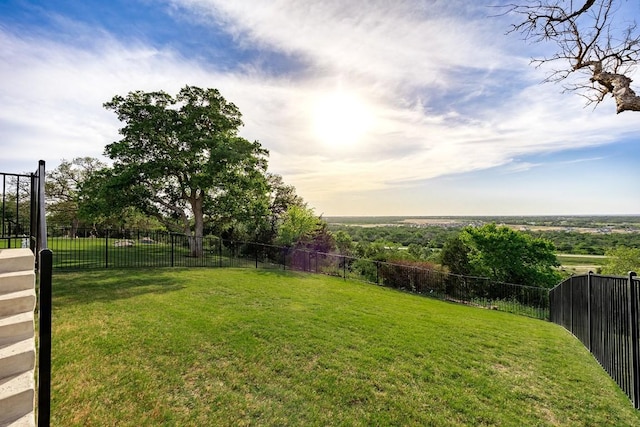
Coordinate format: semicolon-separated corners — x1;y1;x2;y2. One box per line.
557;254;607;275
326;215;640;234
51;268;640;426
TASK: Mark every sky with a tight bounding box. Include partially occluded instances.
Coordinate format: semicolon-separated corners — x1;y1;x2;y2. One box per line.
1;0;639;216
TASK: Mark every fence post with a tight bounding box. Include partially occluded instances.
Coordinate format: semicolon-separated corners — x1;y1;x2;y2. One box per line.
342;255;346;280
628;271;639;409
36;160;47;255
37;249;53;427
376;261;380;285
587;271;593;352
29;172;37;254
255;244;259;269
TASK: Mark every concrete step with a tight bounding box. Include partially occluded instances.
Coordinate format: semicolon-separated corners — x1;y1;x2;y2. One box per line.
0;371;35;427
0;339;35;380
0;248;36;427
0;313;34;346
0;290;35;318
0;271;36;295
3;411;35;427
0;249;34;276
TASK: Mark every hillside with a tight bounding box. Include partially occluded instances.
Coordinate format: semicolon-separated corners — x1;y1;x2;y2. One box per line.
52;268;640;425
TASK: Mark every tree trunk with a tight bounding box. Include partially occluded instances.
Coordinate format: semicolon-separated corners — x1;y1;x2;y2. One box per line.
587;62;640;113
190;196;204;258
69;217;79;238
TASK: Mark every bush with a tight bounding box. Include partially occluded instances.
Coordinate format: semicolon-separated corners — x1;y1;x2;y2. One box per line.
378;259;448;293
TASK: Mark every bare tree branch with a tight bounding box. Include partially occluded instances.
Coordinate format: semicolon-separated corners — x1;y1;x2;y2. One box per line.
505;0;640;113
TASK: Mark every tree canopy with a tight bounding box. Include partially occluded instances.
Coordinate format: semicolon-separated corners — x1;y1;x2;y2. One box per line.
601;246;640;275
507;0;640;113
275;205;335;252
103;86;269;256
46;157;106;234
439;235;472;276
443;223;562;288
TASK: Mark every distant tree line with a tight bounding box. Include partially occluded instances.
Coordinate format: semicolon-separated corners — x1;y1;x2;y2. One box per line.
329;223;640;257
528;231;640;256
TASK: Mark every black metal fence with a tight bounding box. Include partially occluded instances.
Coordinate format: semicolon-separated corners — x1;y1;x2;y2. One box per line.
1;167;37;249
550;272;640;409
0;160;51;426
1;162;47;255
48;228;550;319
35;160;52;427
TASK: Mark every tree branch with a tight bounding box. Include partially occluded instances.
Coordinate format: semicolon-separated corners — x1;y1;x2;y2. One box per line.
591;69;640;113
506;0;640;113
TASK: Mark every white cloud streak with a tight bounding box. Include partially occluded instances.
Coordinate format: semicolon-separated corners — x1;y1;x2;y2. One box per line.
1;0;639;213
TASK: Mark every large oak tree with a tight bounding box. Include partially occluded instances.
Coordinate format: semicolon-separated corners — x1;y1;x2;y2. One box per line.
104;86;269;256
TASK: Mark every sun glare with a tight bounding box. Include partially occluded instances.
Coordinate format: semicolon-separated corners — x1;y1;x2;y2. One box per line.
312;91;373;148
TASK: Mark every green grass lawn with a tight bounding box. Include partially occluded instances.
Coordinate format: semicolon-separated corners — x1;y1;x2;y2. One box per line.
47;236;198;269
46;236;249;271
51;268;640;426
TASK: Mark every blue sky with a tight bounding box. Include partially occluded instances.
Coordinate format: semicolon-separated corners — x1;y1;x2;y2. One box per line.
1;0;639;215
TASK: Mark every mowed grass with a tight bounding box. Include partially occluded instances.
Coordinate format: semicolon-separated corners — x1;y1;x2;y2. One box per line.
48;237;199;269
51;268;640;426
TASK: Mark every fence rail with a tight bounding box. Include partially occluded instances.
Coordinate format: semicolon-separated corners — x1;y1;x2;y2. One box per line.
550;272;640;409
47;227;550;319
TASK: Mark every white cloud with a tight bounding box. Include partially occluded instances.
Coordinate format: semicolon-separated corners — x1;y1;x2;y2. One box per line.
0;28;216;168
1;1;639;214
173;0;517;88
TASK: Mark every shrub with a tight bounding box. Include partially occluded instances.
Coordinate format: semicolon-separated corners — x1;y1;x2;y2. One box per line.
379;259;448;293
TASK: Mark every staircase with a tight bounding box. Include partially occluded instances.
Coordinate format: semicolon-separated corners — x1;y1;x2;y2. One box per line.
0;249;36;427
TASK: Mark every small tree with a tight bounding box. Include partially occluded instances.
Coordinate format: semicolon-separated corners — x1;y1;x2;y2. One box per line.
601;246;640;275
506;0;640;113
440;236;471;276
311;220;336;253
276;205;334;252
251;173;305;243
335;230;355;256
460;224;562;288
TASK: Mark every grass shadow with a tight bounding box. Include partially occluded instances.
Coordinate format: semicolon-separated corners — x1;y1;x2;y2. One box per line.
49;268;186;308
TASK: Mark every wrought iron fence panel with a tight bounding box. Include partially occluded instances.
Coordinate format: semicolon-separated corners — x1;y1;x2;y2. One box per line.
1;170;36;249
47;228;550;319
550;272;640;409
2;161;52;425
